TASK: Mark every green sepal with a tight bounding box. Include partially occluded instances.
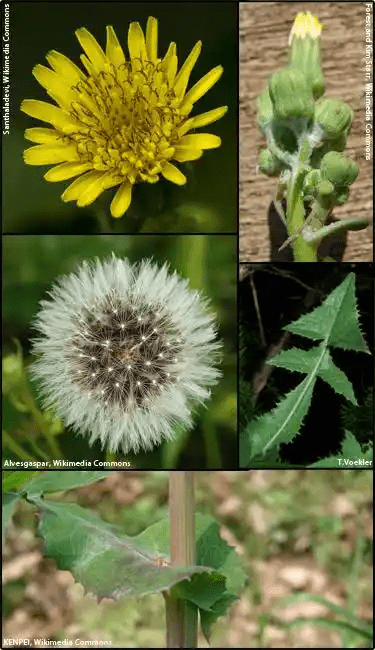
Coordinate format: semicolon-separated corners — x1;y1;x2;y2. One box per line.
268;68;315;121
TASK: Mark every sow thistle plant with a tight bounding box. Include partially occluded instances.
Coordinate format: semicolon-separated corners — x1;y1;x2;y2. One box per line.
257;12;370;261
21;16;227;218
3;471;246;647
30;255;221;455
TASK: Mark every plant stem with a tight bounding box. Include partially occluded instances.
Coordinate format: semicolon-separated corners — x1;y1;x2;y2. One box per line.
165;471;197;648
286;138;318;262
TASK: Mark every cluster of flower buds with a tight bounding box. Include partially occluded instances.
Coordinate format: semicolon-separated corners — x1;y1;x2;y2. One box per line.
302;150;359;210
256;11;359;210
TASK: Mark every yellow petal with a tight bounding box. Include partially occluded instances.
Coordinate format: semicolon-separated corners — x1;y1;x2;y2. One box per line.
106;26;125;67
189;106;228;128
44;161;92;181
77;173;119;207
146;17;158;62
174;41;201;99
161;162;186;185
110;182;132;217
128;22;147;61
23;143;79;165
32;64;76;108
161;43;177;86
61;170;104;202
179;133;221;149
75;28;107;73
167;54;178;87
181;65;223;108
46;50;86;85
173;147;203;162
24;127;60;143
21;99;77;132
80;54;95;76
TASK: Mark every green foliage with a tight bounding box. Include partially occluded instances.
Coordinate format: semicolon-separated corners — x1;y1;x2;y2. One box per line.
2;492;21;543
3;472;245;642
242;274;370;464
23;470;111;497
2;471;40;491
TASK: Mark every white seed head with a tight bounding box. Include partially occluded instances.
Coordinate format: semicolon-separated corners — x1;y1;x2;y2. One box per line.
30;256;221;454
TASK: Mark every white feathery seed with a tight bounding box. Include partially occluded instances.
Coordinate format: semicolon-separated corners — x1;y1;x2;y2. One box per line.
30;256;222;454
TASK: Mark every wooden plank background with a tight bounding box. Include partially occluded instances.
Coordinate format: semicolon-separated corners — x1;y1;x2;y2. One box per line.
240;1;373;261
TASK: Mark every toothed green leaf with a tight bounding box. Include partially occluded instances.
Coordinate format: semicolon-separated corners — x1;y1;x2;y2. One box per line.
340;431;363;458
25;470;111;498
242;273;371;465
284;273;370;352
268;346;357;404
32;498;213;600
247;374;317;458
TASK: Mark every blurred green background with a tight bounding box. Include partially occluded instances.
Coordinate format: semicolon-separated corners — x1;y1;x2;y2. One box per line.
3;470;373;648
3;235;237;469
3;1;237;234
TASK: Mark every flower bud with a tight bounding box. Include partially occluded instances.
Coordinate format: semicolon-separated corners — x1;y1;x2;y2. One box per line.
314;98;353;140
321;151;359;187
258;149;284;176
289;13;325;99
303;169;321;200
317;179;335;196
257;88;274;134
304;169;321;190
269;68;314;121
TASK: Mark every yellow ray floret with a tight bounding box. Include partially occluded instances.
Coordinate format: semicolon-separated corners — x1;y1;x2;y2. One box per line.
21;16;227;218
289;11;324;44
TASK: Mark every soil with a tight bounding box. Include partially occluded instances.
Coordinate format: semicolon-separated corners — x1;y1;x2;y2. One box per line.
240;1;373;262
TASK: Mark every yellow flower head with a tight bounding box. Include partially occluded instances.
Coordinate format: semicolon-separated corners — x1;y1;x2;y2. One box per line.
288;12;323;44
21;17;227;218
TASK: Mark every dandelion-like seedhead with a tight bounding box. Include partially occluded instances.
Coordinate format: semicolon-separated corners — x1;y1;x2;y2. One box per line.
31;256;221;454
21;16;227;218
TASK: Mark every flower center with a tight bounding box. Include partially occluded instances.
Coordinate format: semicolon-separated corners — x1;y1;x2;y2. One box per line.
66;291;183;412
66;59;186;183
